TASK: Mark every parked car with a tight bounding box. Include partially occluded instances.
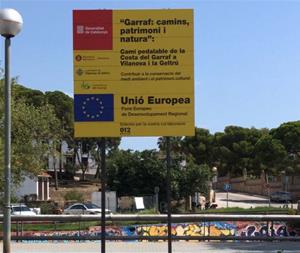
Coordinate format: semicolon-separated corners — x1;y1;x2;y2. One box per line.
11;204;37;216
63;203;111;215
270;191;292;202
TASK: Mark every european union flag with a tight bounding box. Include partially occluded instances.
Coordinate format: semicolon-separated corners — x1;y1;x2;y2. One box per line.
74;94;114;122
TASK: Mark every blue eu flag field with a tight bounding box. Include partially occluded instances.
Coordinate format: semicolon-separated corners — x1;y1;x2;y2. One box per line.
74;94;114;122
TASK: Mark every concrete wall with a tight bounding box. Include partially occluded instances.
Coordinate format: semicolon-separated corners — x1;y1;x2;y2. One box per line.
288;176;300;200
20;221;300;239
216;172;300;199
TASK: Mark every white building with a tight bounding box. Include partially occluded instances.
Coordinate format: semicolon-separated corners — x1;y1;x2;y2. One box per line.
48;140;69;171
47;140;97;175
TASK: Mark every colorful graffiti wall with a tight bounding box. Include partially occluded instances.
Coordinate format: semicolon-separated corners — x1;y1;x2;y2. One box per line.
237;221;300;237
135;222;235;237
17;221;300;241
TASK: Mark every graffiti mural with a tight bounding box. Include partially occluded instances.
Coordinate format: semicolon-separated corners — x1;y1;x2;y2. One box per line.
237;222;300;237
14;221;299;242
135;222;236;237
89;226;123;236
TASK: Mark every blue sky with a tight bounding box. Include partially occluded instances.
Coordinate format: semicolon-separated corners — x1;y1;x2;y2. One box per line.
1;0;300;150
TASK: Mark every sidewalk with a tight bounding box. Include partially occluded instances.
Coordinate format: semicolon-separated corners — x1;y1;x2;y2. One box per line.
1;241;300;253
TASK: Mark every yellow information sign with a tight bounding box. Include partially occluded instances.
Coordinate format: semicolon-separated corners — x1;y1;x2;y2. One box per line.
73;9;194;137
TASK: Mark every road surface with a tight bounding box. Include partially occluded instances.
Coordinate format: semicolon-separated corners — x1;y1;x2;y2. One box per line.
216;191;297;209
2;242;300;253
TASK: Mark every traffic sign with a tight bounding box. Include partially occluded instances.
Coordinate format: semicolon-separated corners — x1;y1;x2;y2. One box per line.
224;183;231;191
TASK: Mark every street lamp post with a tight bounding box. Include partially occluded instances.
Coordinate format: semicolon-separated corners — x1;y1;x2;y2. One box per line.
0;8;23;253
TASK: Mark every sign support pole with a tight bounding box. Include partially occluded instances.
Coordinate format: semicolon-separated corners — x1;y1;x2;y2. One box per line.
166;137;172;253
99;138;106;253
226;190;229;208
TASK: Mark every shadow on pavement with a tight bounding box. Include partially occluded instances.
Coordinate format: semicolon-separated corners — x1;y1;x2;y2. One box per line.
208;241;300;252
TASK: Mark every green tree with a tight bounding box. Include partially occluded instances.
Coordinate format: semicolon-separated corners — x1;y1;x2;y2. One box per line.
270;121;300;175
178;162;211;202
13;84;45;107
213;126;266;176
254;134;287;175
42;91;73;183
157;136;183;154
0;98;60;192
9;82;74;187
107;149;166;196
181;128;214;165
271;121;300;155
45;91;74;140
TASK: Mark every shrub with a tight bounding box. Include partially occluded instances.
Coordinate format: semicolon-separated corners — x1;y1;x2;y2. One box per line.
64;191;84;202
40;202;57;214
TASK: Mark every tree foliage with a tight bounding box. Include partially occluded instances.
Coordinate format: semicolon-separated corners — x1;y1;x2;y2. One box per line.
271;121;300;155
0;76;65;191
107;149;166;196
3;70;300;201
45;91;73;140
0;98;60;190
178;162;211;198
159;124;300;178
254;134;287;174
182;128;214;165
106;148;212;204
212;126;266;176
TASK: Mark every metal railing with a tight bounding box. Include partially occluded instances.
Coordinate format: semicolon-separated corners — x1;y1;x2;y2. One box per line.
0;214;300;241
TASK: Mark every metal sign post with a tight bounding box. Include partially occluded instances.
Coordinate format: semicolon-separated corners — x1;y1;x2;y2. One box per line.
99;138;106;253
224;184;231;208
166;137;172;253
226;191;229;208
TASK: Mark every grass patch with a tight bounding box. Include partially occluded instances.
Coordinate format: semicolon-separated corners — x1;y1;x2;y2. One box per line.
5;221;100;232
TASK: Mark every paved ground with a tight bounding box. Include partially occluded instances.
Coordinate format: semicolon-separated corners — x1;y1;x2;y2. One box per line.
216;191;297;209
2;242;300;253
